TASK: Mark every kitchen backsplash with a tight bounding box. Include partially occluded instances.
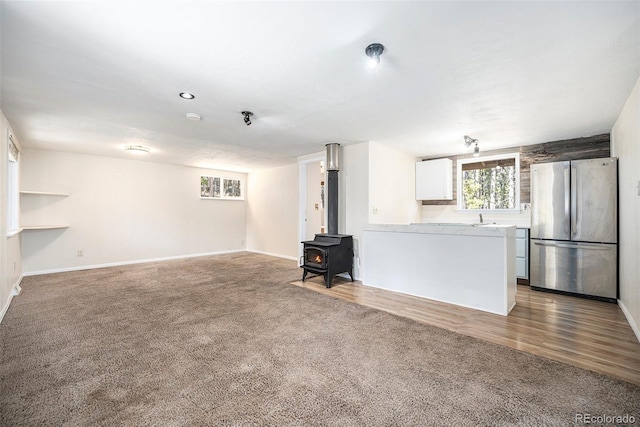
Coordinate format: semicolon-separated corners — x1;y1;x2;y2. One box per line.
421;204;532;228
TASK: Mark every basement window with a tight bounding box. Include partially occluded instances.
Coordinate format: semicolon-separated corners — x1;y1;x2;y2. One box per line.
457;153;520;211
7;131;20;235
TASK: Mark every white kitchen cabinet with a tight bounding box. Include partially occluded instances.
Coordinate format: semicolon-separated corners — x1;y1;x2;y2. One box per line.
516;228;529;280
415;158;453;200
363;223;517;316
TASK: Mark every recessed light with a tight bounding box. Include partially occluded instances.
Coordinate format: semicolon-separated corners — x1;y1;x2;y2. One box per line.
125;145;150;154
186;112;201;121
179;92;195;99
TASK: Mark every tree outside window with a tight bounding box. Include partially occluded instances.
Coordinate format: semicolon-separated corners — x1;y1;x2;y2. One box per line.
458;154;520;211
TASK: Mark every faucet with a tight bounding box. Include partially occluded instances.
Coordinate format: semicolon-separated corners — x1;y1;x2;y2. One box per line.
479;213;483;224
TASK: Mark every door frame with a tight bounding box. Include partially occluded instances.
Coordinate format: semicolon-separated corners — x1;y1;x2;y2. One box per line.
298;155;325;265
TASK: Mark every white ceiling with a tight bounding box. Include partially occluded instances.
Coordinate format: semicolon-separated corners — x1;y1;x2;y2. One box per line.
1;1;638;172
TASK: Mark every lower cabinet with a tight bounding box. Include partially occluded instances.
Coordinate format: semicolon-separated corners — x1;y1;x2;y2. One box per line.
516;228;529;281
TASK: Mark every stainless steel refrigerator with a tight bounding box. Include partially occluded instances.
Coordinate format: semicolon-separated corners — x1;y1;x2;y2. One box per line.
530;158;617;300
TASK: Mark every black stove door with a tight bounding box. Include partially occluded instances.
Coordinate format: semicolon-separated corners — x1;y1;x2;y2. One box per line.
304;246;327;269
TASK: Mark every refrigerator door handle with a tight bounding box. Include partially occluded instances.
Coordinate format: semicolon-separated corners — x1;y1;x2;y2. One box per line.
532;241;613;251
570;166;577;237
564;165;571;236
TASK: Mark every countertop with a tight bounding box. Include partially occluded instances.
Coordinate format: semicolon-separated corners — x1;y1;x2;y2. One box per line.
364;223;516;237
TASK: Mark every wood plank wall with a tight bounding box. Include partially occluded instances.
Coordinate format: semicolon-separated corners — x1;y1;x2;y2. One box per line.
422;133;610;205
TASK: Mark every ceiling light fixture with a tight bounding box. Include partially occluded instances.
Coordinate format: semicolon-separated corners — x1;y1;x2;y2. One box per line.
186;112;201;121
179;92;195;99
365;43;385;69
124;145;150;154
241;111;253;126
464;135;480;157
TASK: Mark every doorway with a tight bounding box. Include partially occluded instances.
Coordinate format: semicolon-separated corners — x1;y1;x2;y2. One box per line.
299;156;326;265
304;160;325;240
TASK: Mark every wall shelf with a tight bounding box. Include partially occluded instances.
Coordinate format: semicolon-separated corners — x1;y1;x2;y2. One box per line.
20;191;69;197
20;190;70;231
22;225;69;230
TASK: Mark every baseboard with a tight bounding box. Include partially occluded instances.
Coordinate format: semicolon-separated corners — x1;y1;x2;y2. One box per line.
22;250;246;277
246;250;298;262
618;299;640;343
0;294;12;324
362;281;509;316
0;275;24;324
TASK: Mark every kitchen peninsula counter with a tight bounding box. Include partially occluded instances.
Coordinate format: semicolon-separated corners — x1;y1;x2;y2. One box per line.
362;223;517;316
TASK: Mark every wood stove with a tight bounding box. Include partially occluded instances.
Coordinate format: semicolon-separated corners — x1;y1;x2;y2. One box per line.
301;144;353;288
301;234;353;288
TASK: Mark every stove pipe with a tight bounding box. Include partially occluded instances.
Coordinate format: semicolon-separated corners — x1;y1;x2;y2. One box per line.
326;143;340;235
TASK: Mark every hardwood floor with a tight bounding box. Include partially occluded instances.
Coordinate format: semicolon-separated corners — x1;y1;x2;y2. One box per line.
291;277;640;385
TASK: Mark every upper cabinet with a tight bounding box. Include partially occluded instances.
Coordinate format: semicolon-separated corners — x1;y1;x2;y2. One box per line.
415;159;453;200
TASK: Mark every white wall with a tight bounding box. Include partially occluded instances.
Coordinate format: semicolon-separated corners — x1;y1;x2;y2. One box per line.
368;141;421;225
21;148;247;274
339;142;369;280
611;75;640;340
0;111;24;322
246;162;299;260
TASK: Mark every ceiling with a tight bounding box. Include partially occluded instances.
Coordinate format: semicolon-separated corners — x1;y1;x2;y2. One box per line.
1;1;638;172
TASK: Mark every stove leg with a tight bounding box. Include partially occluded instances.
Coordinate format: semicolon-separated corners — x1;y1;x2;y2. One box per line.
325;273;332;288
348;269;354;282
302;270;308;282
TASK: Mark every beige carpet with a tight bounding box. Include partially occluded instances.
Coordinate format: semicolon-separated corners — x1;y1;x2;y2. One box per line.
1;252;638;426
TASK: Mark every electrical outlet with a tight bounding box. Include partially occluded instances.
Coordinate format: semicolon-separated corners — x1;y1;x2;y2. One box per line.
77;250;84;257
240;239;245;246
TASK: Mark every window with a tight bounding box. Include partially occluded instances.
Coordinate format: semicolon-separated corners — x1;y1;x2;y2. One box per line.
457;153;520;211
200;175;244;200
7;131;20;234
